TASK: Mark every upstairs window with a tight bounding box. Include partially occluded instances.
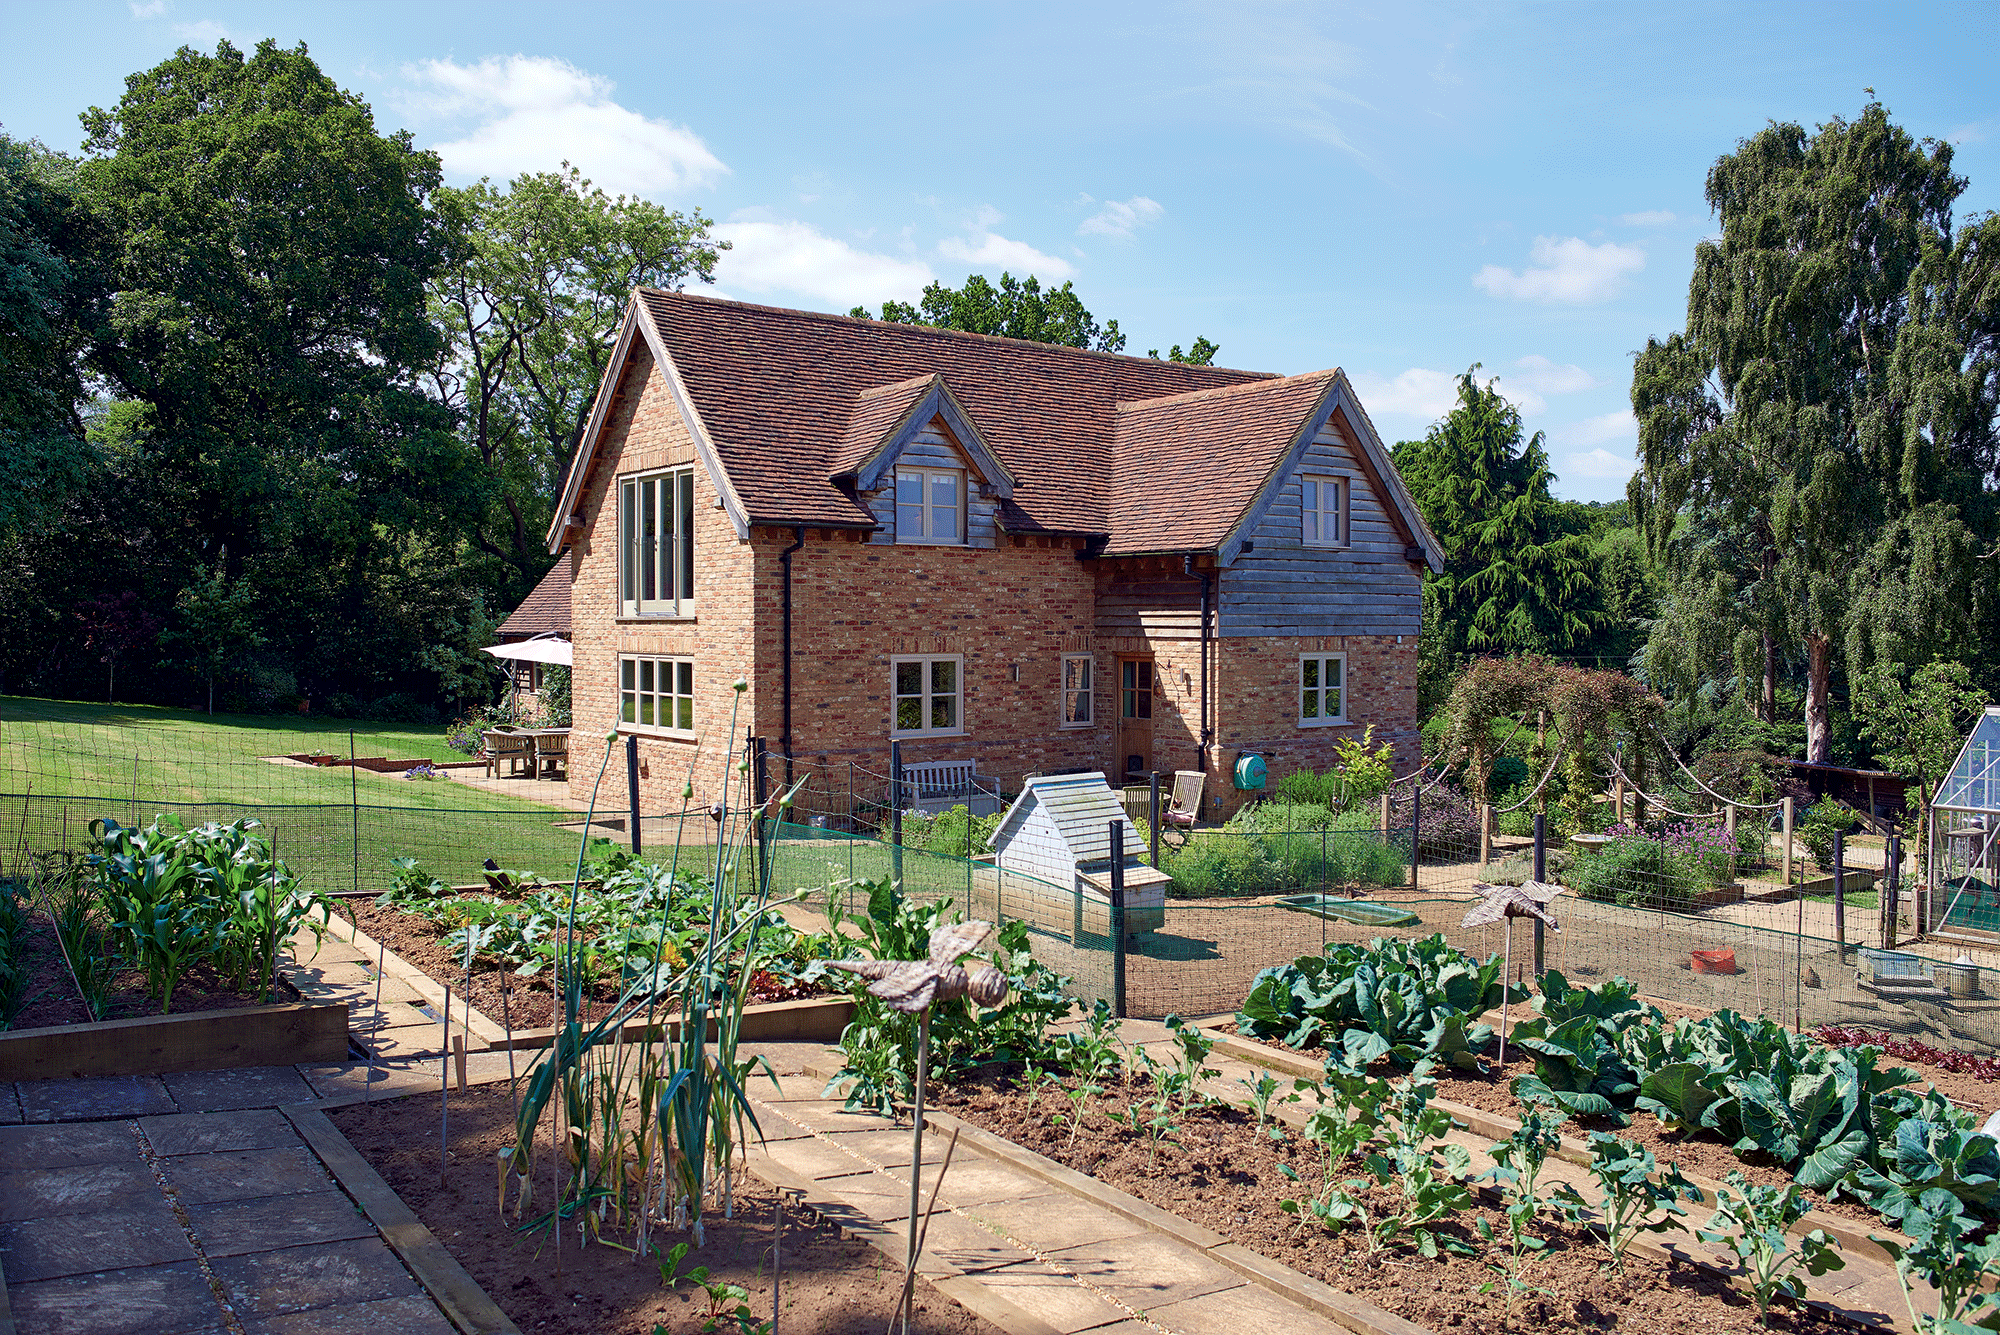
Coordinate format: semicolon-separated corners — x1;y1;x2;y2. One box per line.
896;467;962;544
1299;653;1346;726
1061;653;1093;726
1301;474;1346;547
893;654;962;735
620;468;695;617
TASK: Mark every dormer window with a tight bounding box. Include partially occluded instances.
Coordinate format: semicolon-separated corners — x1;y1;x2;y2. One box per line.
896;467;962;544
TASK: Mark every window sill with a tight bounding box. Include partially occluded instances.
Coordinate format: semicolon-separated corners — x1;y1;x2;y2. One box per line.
617;726;699;742
1058;722;1094;731
1300;542;1351;551
894;540;967;548
890;729;969;740
615;615;697;625
1297;718;1354;729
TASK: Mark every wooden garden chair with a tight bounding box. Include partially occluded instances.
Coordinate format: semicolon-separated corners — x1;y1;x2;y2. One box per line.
1161;770;1206;847
483;729;531;779
534;729;569;778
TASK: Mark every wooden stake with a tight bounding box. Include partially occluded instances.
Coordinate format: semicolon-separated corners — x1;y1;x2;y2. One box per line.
454;1034;468;1092
441;986;451;1187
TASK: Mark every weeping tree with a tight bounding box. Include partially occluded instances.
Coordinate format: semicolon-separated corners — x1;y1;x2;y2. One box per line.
1632;102;1998;761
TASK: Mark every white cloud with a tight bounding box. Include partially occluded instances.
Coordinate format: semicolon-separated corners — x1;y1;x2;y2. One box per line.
711;218;932;310
129;0;168;17
1349;368;1461;422
936;231;1077;281
1078;195;1164;240
172;19;236;45
1560;447;1637;481
1473;235;1646;304
1507;354;1596;399
1948;118;1993;145
401;55;727;197
1618;210;1677;226
1553;409;1637;449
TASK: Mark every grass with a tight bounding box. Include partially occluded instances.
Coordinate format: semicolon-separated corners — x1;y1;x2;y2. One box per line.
0;694;591;893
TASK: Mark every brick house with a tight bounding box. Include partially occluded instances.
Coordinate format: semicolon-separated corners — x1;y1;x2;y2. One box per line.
542;290;1443;824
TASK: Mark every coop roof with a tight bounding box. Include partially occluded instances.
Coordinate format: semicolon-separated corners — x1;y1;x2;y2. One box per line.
1935;707;2000;815
992;772;1146;866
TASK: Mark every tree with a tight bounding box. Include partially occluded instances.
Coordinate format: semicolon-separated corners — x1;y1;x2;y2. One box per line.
1392;369;1599;678
428;166;725;590
1148;337;1220;366
160;565;261;714
853;272;1126;351
1856;659;1989;857
74;589;161;703
1631;102;1996;761
0;132;107;542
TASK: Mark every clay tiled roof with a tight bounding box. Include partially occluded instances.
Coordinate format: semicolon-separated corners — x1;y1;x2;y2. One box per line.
497;561;570;639
1105;371;1339;557
831;374;936;479
637;290;1269;534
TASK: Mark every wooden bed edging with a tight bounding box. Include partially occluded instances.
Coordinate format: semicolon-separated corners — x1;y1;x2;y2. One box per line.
496;995;856;1052
285;1106;522;1335
1199;1025;1913;1269
921;1109;1436;1335
0;1001;351;1081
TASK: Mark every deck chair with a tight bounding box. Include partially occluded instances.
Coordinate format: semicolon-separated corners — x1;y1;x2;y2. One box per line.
483;729;531;779
1161;770;1206;847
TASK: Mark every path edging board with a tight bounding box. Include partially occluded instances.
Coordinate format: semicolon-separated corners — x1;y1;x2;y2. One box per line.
920;1109;1435;1335
283;1105;523;1335
0;1001;350;1081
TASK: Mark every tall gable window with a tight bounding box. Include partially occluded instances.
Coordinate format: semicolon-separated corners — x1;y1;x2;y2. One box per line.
620;468;695;617
1301;474;1346;547
1299;653;1347;726
896;468;962;544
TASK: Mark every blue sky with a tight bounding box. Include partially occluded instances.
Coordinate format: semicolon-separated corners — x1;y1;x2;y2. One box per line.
4;1;1995;502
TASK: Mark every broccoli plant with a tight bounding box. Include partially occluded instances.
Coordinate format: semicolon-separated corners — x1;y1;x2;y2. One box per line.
1873;1199;2000;1333
1697;1171;1844;1325
1478;1101;1586;1304
1583;1133;1701;1274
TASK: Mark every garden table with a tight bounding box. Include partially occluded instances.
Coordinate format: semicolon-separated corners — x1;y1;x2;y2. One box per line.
518;726;570;777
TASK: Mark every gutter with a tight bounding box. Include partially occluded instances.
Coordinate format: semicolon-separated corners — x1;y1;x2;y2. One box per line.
779;525;806;785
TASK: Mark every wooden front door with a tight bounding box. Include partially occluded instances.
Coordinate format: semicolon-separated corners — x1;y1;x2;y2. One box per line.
1116;656;1155;781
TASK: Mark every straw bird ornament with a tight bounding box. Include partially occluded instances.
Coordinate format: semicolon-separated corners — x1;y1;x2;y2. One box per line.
1461;880;1564;932
819;921;1009;1013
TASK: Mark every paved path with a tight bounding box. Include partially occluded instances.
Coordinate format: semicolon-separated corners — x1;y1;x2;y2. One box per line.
0;1111;456;1335
745;1071;1372;1335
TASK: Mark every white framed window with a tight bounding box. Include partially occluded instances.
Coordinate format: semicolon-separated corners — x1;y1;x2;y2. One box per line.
620;655;695;735
1060;653;1093;726
896;467;963;544
1299;653;1346;726
619;468;695;617
892;654;962;735
1301;474;1346;547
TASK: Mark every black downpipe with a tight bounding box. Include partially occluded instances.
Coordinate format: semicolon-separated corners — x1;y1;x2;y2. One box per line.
779;525;806;785
1191;557;1214;757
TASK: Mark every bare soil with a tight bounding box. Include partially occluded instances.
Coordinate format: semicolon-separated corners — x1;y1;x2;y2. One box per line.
11;912;302;1029
333;897;820;1032
330;1083;999;1335
934;1070;1854;1335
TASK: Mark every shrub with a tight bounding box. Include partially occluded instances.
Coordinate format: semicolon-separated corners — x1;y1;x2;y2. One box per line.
1228;800;1340;833
1798;798;1853;870
1565;832;1700;910
887;804;1000;858
1164;835;1279;898
1272;767;1345;809
364;692;434;724
1391;785;1480;860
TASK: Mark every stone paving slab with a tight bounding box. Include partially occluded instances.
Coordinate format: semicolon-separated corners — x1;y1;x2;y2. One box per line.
0;1203;196;1281
0;1160;158;1221
0;1083;21;1125
239;1291;458;1335
139;1107;301;1157
161;1066;320;1114
1044;1231;1247;1311
208;1236;424;1318
185;1190;379;1258
0;1120;134;1167
17;1074;177;1122
160;1145;336;1205
5;1259;221;1335
964;1261;1145;1334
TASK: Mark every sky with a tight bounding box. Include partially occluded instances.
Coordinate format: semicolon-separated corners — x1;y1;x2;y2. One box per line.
3;1;1996;503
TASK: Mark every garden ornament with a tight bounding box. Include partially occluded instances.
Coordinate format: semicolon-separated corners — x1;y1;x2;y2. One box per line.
817;921;1008;1335
1462;881;1562;1070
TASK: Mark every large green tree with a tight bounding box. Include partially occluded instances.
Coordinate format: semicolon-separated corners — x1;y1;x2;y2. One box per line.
428;166;724;590
853;271;1126;350
72;39;486;701
1392;368;1599;712
1631;102;1999;761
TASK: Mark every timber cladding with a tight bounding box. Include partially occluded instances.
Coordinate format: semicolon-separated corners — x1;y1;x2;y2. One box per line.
0;1001;351;1080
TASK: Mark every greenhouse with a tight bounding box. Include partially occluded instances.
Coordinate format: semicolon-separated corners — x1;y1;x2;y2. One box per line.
1932;705;2000;940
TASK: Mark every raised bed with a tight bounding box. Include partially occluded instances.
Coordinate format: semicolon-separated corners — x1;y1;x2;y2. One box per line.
0;1000;350;1079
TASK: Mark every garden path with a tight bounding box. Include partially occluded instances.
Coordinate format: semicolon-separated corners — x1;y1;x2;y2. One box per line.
743;1072;1381;1335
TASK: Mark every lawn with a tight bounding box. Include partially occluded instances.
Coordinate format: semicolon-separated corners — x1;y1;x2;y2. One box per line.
0;695;591;892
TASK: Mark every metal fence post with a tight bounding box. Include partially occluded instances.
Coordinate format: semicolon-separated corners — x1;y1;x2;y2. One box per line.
349;729;360;893
1833;829;1847;961
1109;821;1127;1019
1479;803;1493;867
1409;785;1421;892
1148;770;1161;870
1883;827;1901;949
1781;796;1794;886
626;734;642;853
1532;811;1547;977
752;736;770;891
890;739;904;887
